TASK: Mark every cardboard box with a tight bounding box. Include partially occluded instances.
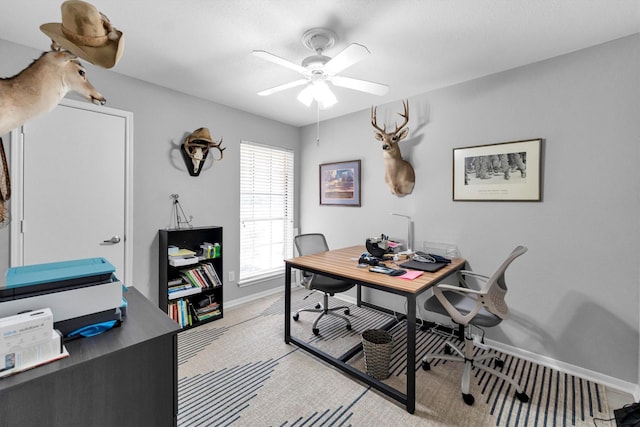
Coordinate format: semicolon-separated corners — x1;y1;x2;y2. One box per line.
0;308;53;355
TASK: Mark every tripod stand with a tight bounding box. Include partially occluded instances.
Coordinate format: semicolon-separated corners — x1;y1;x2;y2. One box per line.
168;194;193;229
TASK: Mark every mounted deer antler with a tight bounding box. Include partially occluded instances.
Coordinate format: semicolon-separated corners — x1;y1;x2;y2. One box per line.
182;127;225;176
371;100;415;196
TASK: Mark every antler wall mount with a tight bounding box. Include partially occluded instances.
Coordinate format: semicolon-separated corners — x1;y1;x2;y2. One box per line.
371;100;415;196
181;127;225;176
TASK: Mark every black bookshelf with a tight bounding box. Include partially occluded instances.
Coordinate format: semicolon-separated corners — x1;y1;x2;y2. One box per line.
159;226;223;329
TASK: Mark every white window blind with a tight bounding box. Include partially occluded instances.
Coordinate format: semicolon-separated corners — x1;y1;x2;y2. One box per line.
240;141;294;284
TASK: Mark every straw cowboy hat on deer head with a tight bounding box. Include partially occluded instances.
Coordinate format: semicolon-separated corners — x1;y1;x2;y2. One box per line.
40;0;124;69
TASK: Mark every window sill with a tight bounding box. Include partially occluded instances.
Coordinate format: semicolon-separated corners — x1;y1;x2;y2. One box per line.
238;271;284;288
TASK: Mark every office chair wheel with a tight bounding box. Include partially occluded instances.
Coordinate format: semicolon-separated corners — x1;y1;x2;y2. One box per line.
315;303;321;309
444;345;452;355
346;324;352;330
313;328;320;336
494;359;504;369
422;360;431;371
515;391;530;403
462;393;475;406
293;313;299;321
344;309;350;315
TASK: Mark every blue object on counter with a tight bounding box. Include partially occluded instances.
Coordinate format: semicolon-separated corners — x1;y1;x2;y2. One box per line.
67;320;118;338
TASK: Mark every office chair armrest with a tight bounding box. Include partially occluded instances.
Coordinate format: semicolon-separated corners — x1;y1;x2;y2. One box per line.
457;270;490;288
433;283;484;326
299;270;314;289
435;283;484;295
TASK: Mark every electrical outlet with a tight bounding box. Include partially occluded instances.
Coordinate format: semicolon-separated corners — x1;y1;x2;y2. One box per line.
228;271;235;282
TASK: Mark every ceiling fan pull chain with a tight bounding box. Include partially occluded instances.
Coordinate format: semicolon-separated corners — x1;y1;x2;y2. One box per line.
316;102;320;146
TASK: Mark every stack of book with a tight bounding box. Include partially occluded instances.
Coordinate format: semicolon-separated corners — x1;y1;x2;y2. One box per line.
193;299;221;322
168;248;198;267
167;278;201;300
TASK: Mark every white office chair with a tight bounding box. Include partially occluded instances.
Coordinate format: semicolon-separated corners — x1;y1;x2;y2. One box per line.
293;233;354;336
421;246;530;406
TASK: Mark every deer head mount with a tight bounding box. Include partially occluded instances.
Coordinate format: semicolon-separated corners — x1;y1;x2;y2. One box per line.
181;127;225;176
0;49;106;137
371;100;415;196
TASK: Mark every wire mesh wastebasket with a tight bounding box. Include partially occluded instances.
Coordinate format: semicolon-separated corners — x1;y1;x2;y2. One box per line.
361;329;393;380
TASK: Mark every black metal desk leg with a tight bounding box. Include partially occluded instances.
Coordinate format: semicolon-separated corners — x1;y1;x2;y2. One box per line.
406;295;416;414
284;264;291;344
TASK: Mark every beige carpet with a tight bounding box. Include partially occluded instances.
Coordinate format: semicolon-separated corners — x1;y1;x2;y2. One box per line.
177;288;613;427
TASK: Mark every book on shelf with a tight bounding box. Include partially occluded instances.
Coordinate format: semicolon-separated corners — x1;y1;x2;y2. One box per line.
168;277;184;286
168;299;190;327
180;270;205;289
200;263;222;287
168;282;190;291
179;264;221;290
197;310;221;321
168;286;201;300
192;268;209;288
195;301;219;315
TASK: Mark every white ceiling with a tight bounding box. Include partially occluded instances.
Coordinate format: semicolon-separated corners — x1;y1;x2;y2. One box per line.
0;0;638;127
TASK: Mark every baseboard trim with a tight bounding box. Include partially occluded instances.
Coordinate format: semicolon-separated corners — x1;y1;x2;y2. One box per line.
485;337;639;399
337;294;640;398
226;289;639;399
225;286;285;310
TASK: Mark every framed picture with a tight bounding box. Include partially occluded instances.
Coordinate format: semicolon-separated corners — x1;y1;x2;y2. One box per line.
319;160;361;206
453;138;542;201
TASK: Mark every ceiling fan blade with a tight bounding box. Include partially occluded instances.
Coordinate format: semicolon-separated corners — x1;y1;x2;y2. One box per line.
324;43;370;74
253;50;306;74
257;79;308;96
330;75;389;96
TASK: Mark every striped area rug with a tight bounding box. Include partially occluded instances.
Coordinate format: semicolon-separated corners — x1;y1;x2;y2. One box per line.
176;289;613;427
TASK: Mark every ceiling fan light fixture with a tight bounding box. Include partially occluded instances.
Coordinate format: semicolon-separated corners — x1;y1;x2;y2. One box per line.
256;27;387;107
296;84;315;107
297;80;337;109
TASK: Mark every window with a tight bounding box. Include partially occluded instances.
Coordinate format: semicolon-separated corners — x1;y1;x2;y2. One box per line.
239;141;294;284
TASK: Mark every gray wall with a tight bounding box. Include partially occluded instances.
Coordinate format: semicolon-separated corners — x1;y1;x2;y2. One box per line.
0;38;300;305
1;34;638;385
299;35;640;383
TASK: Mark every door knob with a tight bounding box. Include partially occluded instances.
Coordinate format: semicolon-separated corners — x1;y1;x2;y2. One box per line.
103;236;121;244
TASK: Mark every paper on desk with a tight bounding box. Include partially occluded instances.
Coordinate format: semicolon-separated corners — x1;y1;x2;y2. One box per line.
399;270;423;280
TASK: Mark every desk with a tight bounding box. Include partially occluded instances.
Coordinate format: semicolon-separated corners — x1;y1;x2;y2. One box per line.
284;245;465;414
0;287;180;427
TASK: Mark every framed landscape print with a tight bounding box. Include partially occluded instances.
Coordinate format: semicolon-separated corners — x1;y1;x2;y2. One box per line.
453;138;542;201
319;160;361;206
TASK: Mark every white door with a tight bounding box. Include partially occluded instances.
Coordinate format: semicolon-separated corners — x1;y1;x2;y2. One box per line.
10;98;132;284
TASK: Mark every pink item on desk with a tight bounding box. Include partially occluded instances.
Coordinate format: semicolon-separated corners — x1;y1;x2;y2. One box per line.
399;270;423;280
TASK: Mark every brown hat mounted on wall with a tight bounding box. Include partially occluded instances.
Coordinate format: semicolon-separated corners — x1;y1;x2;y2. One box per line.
181;127;226;177
40;0;124;69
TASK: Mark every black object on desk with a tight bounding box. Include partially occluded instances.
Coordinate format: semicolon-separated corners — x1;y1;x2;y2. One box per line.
399;259;448;272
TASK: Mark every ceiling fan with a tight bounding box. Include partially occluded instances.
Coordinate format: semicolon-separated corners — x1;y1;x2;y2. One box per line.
253;28;389;109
